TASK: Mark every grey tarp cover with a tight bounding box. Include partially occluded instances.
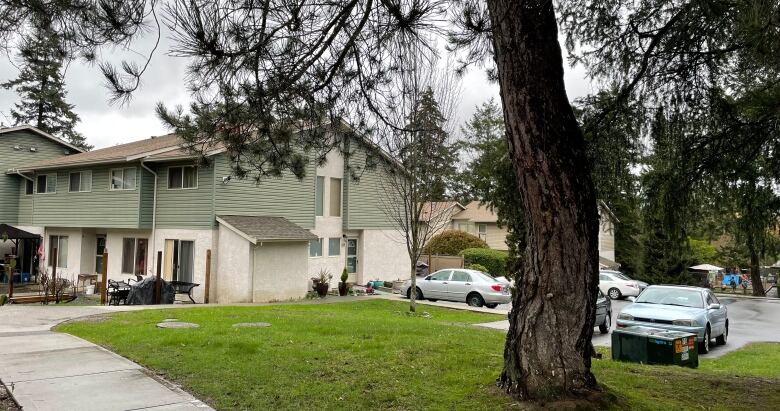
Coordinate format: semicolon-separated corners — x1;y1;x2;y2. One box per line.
127;276;175;305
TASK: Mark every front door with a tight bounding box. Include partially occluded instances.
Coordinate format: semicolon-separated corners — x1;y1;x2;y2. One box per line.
164;240;194;282
346;238;358;275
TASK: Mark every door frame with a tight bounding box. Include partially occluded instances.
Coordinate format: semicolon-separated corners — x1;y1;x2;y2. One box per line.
164;239;195;282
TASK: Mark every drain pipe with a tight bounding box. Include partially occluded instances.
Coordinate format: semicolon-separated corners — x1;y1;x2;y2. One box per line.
140;159;158;274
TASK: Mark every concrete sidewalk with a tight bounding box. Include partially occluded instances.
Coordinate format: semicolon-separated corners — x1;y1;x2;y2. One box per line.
0;305;213;411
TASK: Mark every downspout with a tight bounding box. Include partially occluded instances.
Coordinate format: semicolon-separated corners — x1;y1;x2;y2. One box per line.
140;160;158;273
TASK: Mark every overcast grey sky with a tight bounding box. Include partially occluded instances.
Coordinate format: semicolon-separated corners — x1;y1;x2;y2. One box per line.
0;29;596;150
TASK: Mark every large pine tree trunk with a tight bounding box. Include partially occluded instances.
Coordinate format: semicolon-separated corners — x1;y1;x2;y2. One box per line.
487;0;601;399
747;237;765;296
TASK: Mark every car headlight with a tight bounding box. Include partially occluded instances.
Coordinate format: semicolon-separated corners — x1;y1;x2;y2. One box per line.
617;313;634;321
672;319;697;327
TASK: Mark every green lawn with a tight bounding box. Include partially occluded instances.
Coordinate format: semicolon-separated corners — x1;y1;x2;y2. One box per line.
58;300;780;410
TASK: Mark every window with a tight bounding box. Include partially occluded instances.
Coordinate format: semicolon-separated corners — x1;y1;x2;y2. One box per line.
25;180;33;195
48;235;68;267
478;223;487;241
121;238;148;275
430;270;451;281
111;168;137;190
457;223;470;232
315;176;325;216
328;238;341;256
37;174;56;193
168;166;197;189
599;274;611;282
69;171;92;192
309;238;323;257
329;178;342;217
451;271;472;282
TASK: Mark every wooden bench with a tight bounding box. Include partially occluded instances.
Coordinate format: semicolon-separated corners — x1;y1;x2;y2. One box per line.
169;281;200;304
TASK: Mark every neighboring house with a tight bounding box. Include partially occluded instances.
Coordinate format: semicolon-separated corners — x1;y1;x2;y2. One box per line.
1;125;409;303
420;201;465;239
0;126;83;274
446;200;620;266
450;201;510;251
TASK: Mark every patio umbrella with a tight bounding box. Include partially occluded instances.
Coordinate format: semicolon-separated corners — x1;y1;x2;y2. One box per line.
689;264;724;271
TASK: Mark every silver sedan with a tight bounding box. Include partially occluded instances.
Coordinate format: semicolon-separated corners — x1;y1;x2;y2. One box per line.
401;269;511;308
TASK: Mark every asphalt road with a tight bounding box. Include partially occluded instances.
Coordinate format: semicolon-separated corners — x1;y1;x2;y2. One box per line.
461;295;780;358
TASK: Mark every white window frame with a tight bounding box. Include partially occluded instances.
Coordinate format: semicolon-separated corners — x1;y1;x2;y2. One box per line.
36;174;56;194
48;235;68;268
309;238;323;258
478;223;487;241
167;165;198;190
110;167;137;191
68;170;92;193
121;237;149;275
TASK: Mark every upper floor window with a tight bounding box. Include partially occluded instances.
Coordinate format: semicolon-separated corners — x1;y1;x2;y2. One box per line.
69;171;92;192
168;166;197;189
329;178;342;217
111;167;136;190
315;176;325;216
37;174;56;194
478;223;487;241
25;180;33;195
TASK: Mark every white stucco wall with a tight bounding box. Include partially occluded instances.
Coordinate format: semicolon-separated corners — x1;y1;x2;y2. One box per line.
216;224;252;303
150;228;215;303
253;241;310;302
42;227;84;283
360;229;410;283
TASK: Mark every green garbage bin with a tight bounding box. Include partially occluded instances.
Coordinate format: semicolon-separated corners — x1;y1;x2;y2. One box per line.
612;326;698;368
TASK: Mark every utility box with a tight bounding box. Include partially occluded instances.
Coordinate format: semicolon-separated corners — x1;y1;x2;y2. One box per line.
612;326;698;368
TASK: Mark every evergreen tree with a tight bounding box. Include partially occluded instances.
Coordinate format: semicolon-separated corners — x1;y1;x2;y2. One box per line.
402;87;457;200
1;23;92;151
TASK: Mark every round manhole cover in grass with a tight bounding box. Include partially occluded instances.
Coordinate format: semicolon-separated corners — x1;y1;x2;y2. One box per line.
232;322;272;328
156;322;199;329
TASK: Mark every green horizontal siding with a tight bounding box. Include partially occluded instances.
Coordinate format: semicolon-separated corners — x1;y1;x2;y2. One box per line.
0;130;77;224
30;166;141;228
213;154;315;229
139;167;155;228
344;140;396;230
155;161;215;229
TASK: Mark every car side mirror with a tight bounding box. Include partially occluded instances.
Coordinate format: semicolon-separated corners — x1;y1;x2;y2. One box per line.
424;276;431;281
708;303;721;310
627;296;637;302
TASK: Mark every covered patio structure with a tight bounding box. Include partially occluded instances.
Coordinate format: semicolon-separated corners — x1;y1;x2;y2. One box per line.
0;224;42;298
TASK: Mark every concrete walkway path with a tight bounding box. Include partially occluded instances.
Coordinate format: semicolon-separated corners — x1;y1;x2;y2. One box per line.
0;304;213;411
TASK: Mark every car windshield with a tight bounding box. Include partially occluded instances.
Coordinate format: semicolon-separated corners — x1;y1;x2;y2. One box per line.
636;288;703;308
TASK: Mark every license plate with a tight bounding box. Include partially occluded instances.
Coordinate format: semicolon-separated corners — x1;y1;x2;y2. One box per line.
502;287;509;294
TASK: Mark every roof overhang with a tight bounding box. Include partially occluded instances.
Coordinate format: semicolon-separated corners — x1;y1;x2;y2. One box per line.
0;125;84;153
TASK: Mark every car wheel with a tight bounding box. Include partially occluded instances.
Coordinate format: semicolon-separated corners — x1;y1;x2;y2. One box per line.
407;287;424;301
485;303;498;309
716;323;728;345
599;312;611;334
608;288;622;300
467;293;484;307
699;326;711;354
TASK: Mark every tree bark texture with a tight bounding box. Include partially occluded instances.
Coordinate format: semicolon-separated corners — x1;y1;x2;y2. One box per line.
747;237;765;296
487;0;601;399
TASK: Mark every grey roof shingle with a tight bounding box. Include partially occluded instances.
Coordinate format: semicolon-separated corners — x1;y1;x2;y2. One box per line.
217;215;317;242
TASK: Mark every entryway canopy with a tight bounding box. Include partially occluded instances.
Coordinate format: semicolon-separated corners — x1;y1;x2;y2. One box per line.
0;224;40;240
689;264;724;272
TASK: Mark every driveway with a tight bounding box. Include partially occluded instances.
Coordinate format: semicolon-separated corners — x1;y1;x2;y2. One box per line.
383;292;780;358
0;304;213;411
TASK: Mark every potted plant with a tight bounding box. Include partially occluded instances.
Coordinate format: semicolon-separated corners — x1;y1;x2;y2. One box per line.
311;269;332;298
338;268;349;296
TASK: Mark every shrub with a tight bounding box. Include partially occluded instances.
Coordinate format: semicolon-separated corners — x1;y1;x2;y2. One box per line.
424;230;488;256
465;263;489;273
461;248;508;278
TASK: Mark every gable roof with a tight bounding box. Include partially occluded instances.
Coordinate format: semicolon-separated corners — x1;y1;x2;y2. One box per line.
14;133;181;171
452;200;499;223
0;125;85;153
419;201;466;222
216;215;317;244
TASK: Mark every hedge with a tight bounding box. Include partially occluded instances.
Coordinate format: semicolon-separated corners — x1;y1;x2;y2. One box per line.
461;248;508;278
424;230;489;256
465;263;489;274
